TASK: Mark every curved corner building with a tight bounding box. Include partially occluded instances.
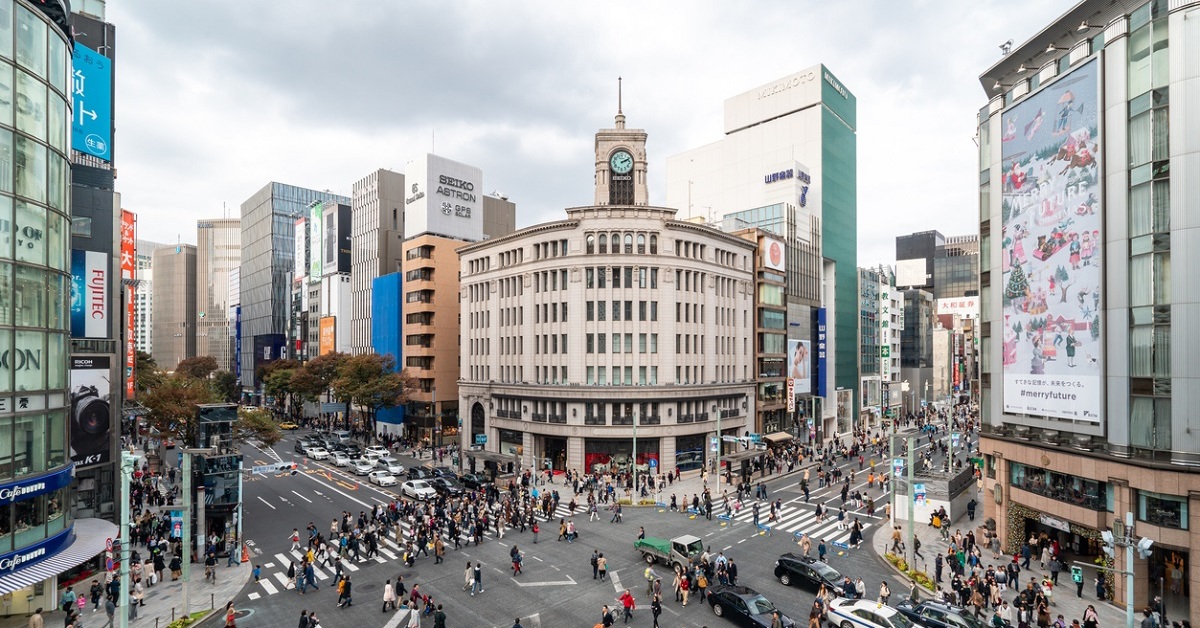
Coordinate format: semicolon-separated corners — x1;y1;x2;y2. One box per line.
458;109;755;476
0;0;116;610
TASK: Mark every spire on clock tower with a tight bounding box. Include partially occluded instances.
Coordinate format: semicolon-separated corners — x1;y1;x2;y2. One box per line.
594;79;648;206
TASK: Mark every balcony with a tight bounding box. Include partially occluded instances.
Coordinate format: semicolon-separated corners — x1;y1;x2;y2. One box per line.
694;413;709;423
584;415;606;426
678;414;694;423
548;414;567;424
496;409;521;420
720;409;741;419
531;413;547;423
640;415;661;426
612;415;633;426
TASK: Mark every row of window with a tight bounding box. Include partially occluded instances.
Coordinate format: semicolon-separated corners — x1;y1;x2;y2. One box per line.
534;269;569;292
0;487;67;554
585;300;658;322
586;266;658;290
533;239;570;260
481;363;748;387
0;409;68;481
533;302;566;324
586;332;658;354
585;232;658;255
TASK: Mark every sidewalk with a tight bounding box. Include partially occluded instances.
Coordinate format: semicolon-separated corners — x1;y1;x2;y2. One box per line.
0;560;251;628
869;485;1126;627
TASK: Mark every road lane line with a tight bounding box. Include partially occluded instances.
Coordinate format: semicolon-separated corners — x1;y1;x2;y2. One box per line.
298;469;372;508
256;496;276;510
291;490;313;503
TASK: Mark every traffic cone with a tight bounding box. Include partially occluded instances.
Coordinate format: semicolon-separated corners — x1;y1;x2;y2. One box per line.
241;543;250;563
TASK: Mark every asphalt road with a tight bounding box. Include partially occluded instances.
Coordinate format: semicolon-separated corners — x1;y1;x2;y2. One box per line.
228;426;973;627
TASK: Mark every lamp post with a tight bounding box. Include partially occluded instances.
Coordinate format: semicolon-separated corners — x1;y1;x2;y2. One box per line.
632;412;638;498
118;451;136;628
179;447;215;621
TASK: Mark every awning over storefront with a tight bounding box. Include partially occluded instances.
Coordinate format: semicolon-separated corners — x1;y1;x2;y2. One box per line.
763;432;794;444
0;518;117;595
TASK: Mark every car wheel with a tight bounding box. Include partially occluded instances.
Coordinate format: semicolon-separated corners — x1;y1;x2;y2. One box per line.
713;604;723;617
643;554;656;565
841;622;854;628
779;572;791;586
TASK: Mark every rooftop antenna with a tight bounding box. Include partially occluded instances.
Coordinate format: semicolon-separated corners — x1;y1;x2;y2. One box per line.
618;76;622;114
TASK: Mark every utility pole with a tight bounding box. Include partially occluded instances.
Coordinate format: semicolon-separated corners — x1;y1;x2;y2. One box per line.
906;433;915;566
180;447;216;620
632;413;638;498
118;451;136;628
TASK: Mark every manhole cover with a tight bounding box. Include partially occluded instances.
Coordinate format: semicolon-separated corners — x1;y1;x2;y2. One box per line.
359;583;378;592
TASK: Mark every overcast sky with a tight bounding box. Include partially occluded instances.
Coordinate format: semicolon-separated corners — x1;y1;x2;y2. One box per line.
107;0;1073;266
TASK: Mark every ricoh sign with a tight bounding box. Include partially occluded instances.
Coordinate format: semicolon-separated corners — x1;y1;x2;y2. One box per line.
404;154;483;242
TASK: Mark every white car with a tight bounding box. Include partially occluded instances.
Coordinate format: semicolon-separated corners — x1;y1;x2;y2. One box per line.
306;447;330;461
353;460;375;476
828;598;918;628
332;452;352;467
364;445;389;457
377;456;404;475
401;480;437;500
368;470;397;487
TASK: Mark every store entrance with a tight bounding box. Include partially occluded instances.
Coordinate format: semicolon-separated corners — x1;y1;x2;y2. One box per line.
1148;548;1188;622
1021;516;1100;562
544;437;567;472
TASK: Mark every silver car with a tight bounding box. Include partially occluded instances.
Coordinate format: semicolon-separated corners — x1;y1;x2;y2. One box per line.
377;456;404;475
353;459;375;476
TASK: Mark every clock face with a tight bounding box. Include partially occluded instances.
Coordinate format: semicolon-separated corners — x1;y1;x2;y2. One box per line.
610;150;633;175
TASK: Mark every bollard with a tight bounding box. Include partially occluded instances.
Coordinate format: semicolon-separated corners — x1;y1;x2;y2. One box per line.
211;594;214;609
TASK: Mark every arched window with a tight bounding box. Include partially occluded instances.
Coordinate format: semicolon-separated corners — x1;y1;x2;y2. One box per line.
649;235;658;254
624;234;633;254
598;234;607;254
586;234;595;255
637;234;645;254
611;233;620;254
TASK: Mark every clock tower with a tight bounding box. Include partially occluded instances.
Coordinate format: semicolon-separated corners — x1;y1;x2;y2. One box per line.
595;78;648;206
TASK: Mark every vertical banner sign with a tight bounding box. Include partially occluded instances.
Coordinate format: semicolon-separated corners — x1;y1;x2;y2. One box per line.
814;309;828;398
120;211;137;398
788;339;812;396
70;356;112;468
71;42;113;161
234;306;242;382
1000;58;1102;422
308;204;323;279
70;250;109;338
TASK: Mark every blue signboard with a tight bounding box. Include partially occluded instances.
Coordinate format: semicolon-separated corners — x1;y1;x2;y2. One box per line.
814;308;828;398
0;525;74;574
71;42;113;161
474;434;487;445
0;464;75;505
234;306;242;382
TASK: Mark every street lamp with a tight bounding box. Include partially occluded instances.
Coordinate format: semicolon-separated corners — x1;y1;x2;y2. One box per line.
118;452;136;628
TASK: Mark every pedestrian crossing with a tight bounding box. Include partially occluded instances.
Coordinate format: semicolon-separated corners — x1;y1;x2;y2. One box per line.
721;501;873;547
246;500;586;599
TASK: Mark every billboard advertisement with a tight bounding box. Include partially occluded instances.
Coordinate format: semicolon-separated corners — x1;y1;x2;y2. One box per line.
322;203;351;276
895;258;927;288
936;297;980;319
293;218;306;284
788;339;812;396
70;249;108;339
404;154;483;242
252;334;286;384
761;237;785;272
814;308;828;398
70;355;112;468
1000;57;1102;422
308;203;323;279
318;317;336;355
71;42;112;161
121;211;136;398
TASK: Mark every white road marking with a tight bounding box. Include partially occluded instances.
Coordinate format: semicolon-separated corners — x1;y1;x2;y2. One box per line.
256;496;276;510
259;579;279;595
248;593;260;600
511;575;576;587
291;490;313;503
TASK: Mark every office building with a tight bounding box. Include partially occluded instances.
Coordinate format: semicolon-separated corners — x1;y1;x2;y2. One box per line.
0;0;119;609
151;244;197;370
238;183;347;397
458;109;754;475
899;288;933;414
196;218;240;371
666;64;858;441
133;239;163;355
858;266;903;429
977;0;1199;618
350;169;405;355
933;235;980;300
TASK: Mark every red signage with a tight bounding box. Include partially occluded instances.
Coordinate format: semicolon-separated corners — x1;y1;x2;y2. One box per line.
121;210;137;398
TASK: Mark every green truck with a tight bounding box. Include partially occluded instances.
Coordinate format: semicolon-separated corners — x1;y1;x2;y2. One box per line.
634;535;705;572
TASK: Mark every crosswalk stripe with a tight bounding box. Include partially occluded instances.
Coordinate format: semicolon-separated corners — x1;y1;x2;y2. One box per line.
379;547;397;560
259;579;279;595
273;572;289;588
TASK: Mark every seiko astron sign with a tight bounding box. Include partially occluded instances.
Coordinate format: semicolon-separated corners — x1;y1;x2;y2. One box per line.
404;153;483;242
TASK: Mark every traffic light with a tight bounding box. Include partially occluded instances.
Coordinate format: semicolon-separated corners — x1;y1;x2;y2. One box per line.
1136;537;1154;560
1100;529;1116;557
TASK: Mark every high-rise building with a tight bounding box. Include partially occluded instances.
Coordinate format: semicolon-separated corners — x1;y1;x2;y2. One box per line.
238;183;347;397
350;169;405;355
151;244;198;370
133;239;164;355
858;266;903;429
977;0;1199;618
458;109;754;475
898;288;933;414
196;218;240;371
933;235;979;300
667;64;858;440
0;0;120;608
895;231;943;291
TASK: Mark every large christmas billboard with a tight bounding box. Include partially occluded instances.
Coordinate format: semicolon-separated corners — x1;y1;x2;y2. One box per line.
1000;58;1102;423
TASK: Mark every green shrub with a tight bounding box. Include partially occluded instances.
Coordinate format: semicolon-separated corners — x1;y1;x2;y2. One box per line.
884;552;934;591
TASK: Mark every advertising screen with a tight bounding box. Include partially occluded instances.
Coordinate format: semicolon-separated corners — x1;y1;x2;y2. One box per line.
1000;58;1102;422
121;211;136;398
293;218;306;283
318;317;336;355
308;203;323;279
814;308;828;398
70;249;108;339
70;356;112;468
72;42;113;161
788;339;812;396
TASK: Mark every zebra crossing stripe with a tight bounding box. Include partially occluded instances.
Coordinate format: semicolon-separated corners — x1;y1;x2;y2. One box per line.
259;579;279;595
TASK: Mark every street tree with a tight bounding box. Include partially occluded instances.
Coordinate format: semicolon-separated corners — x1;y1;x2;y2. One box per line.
331;353;415;439
140;375;217;446
211;370;239;403
134;350;163;397
298;352;349;424
234;406;282;447
263;366;304;420
175;355;219;380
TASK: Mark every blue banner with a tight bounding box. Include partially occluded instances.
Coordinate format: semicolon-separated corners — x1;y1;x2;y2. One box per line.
815;308;828;398
0;525;74;574
71;42;113;161
0;464;74;505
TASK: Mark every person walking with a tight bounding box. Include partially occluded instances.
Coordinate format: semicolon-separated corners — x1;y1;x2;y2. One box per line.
434;536;445;564
880;581;891;605
598;553;608;581
432;604;446;628
27;608;43;628
290;528;302;552
305;561;319;592
298;609;310;628
336;575;353;608
617;589;636;624
464;562;475;592
473;562;484;595
382;579;397;613
103;596;116;628
592;550;600;579
650;595;662;628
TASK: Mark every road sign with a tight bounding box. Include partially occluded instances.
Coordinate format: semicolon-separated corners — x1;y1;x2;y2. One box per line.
648;458;657;468
474;434;487;445
709;436;719;452
749;433;763;444
722;436;740;443
893;458;905;478
105;537;113;551
914;483;926;504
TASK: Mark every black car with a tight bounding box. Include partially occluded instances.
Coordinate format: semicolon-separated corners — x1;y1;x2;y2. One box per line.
774;553;845;595
431;466;458;479
340;444;363;459
294;439;318;455
706;585;796;628
428;477;464;497
407;467;432;480
459;473;488;490
895;600;987;628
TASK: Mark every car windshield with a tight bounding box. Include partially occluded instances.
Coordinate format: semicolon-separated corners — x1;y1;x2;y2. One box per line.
745;594;776;615
413;481;428;489
684;539;704;555
947;609;985;628
814;563;843;581
887;610;919;628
